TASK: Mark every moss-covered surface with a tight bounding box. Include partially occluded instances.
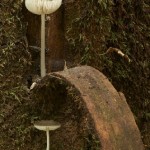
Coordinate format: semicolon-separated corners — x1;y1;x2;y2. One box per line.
30;75;101;150
0;0;31;149
64;0;150;148
0;0;149;149
0;74;101;150
0;0;31;103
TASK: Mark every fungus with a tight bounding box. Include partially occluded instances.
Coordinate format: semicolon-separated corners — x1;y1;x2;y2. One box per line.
25;0;62;77
34;120;61;150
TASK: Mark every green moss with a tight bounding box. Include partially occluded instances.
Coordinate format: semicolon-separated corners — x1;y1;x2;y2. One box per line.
0;0;31;103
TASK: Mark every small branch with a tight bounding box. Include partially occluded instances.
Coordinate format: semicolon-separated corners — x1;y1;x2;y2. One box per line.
100;47;131;63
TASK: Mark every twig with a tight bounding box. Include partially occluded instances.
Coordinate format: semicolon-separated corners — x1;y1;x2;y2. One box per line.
100;47;131;63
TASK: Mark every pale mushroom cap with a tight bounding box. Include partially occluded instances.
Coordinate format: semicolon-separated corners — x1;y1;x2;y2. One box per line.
25;0;62;15
34;120;61;131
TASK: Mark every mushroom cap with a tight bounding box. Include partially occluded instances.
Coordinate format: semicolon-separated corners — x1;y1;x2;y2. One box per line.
34;120;61;131
25;0;62;15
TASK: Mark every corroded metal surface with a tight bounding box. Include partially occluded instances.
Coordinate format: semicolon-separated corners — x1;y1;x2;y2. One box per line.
47;66;144;149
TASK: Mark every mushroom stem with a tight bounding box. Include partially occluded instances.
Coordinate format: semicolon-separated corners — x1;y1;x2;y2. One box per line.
46;130;50;150
41;14;46;77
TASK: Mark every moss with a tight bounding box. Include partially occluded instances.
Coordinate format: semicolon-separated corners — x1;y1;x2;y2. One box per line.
0;0;31;103
64;0;150;148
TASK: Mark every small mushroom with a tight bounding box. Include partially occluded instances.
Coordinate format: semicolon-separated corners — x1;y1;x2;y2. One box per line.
25;0;62;77
25;0;62;15
34;120;61;150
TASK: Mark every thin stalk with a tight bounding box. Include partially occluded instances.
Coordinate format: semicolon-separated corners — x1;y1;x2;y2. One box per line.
46;130;50;150
41;14;46;77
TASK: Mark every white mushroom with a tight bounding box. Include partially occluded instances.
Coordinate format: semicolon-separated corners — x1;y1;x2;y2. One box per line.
25;0;62;15
34;120;61;150
25;0;62;77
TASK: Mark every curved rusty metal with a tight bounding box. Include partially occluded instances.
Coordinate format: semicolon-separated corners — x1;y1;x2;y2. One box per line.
46;66;144;149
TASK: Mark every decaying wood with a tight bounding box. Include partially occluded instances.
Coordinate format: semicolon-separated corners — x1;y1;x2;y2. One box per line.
33;66;144;150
